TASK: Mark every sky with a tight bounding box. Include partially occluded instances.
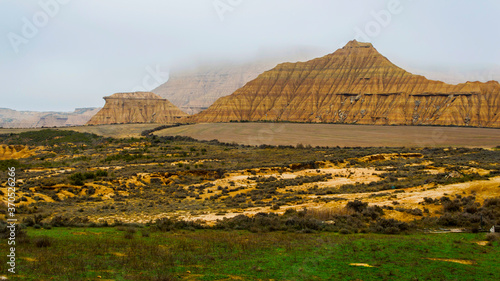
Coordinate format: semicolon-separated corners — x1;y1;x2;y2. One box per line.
0;0;499;111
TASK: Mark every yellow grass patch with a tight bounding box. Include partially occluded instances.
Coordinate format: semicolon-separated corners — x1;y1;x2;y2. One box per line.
349;263;375;267
425;258;476;265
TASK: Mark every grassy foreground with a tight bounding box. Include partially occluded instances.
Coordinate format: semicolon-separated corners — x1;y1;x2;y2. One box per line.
1;227;498;280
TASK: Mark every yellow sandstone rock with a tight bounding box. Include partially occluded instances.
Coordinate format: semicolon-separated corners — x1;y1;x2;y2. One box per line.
187;40;500;127
87;92;187;125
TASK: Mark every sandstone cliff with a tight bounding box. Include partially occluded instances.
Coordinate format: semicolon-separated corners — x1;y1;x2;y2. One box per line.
0;107;100;128
86;92;187;125
187;40;500;127
153;63;276;114
152;48;323;114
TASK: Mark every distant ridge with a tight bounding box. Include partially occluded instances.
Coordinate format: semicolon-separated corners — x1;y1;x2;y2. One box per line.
186;40;500;128
0;107;100;128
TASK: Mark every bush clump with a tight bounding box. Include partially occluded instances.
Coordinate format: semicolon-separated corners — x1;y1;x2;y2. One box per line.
34;236;52;248
154;218;205;232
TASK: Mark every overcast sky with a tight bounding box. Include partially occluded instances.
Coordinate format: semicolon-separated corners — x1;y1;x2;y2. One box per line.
1;0;499;111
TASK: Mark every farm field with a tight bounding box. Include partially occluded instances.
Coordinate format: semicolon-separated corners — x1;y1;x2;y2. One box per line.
155;123;500;148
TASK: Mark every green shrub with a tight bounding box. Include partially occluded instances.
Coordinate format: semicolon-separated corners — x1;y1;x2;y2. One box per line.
339;228;351;234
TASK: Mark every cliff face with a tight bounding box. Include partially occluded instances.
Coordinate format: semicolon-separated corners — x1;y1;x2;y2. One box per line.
86;92;187;125
0;107;100;128
187;40;500;127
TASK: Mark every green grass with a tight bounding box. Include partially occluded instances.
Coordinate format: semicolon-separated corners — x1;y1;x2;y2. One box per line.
1;227;498;280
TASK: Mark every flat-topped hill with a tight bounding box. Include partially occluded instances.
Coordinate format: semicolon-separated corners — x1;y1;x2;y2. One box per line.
87;92;187;125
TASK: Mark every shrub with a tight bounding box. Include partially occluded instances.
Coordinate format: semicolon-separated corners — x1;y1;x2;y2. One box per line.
126;227;137;234
423;197;435;204
369;218;410;234
95;169;108;177
69;173;85;186
407;208;423;216
485;233;499;242
34;236;52;248
346;200;368;212
339;228;351;234
23;217;35;227
443;200;462;213
484;198;500;208
116;226;127;231
362;206;384;219
154;217;205;232
0;222;26;239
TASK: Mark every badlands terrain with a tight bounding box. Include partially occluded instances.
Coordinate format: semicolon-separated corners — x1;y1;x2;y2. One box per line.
0;125;498;226
0;123;499;280
0;40;499;280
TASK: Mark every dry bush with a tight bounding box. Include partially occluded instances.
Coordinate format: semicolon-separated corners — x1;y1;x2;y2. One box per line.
485;233;499;242
124;232;134;239
306;207;353;221
34;236;52;248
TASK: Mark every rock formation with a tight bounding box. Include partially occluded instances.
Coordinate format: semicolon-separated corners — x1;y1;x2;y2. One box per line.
187;40;500;128
0;107;100;128
153;62;277;114
86;92;187;125
153;49;322;114
0;145;37;160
